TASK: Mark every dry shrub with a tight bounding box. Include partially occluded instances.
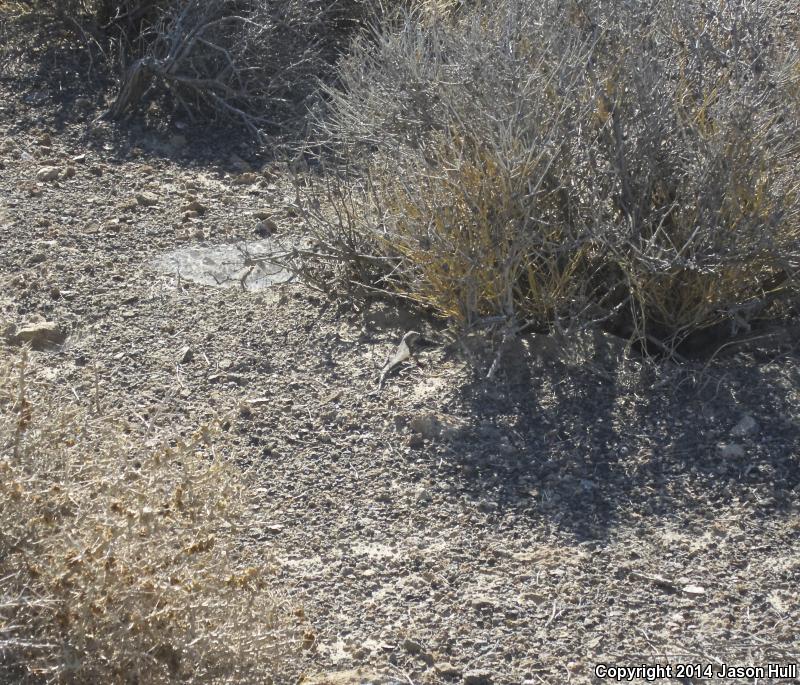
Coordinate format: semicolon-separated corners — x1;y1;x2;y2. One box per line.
2;0;410;136
310;0;608;331
311;0;800;352
582;0;800;347
0;351;297;684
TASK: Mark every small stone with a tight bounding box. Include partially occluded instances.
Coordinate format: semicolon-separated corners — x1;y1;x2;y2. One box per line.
72;153;86;163
469;595;496;611
731;414;758;437
182;210;199;222
252;210;275;221
402;637;423;655
682;584;706;596
718;443;745;459
409;412;461;441
135;191;159;207
36;166;60;182
88;165;104;176
435;663;462;679
232;172;258;185
254;219;277;237
27;252;46;266
407;433;424;448
9;321;66;349
63;166;76;178
36;133;52;147
182;200;207;215
178;346;194;364
463;670;493;685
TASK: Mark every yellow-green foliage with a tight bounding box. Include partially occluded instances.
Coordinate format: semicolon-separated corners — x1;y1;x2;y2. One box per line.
0;351;297;684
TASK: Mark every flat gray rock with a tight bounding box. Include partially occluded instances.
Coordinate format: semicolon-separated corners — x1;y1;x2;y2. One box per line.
150;238;296;290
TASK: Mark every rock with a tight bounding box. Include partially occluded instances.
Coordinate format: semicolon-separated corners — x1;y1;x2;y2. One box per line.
75;97;92;110
407;433;424;448
36;166;60;182
135;192;159;207
469;595;496;611
463;671;493;685
26;252;46;266
718;443;745;459
232;172;258;185
252;210;275;221
182;210;200;222
300;669;391;685
682;584;706;596
8;321;66;349
402;637;423;655
182;200;207;215
435;663;462;679
731;414;758;437
72;153;86;163
63;166;76;178
178;346;194;364
37;133;52;147
88;165;104;176
254;219;277;237
409;412;462;441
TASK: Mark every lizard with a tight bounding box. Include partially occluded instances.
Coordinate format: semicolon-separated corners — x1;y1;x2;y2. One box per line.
378;330;422;390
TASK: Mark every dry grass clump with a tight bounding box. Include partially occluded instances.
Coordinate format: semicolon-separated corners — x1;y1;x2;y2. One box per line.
310;0;800;352
0;351;297;684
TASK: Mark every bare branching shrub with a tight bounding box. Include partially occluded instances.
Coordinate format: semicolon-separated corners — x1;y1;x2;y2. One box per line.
4;0;411;136
310;1;606;331
107;0;412;137
311;0;800;352
580;0;800;347
0;351;297;684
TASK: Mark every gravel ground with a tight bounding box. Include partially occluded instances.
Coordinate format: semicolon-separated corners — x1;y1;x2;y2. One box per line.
2;27;799;685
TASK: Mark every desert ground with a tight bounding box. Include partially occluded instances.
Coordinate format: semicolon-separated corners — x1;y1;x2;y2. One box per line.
2;17;799;685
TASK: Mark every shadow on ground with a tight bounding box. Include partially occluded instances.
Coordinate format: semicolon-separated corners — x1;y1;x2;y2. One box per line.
429;328;800;541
